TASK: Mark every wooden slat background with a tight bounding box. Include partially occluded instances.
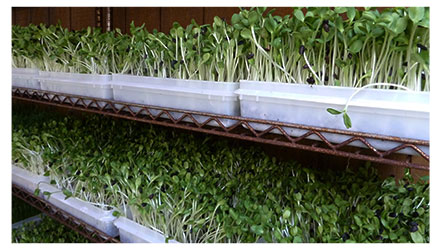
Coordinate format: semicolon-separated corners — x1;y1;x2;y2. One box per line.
161;7;204;32
11;7;301;32
49;7;71;28
30;7;49;25
12;7;389;32
126;7;161;33
70;7;96;31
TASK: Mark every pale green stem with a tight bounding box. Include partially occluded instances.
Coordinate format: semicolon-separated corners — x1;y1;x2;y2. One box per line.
344;83;411;112
250;26;296;82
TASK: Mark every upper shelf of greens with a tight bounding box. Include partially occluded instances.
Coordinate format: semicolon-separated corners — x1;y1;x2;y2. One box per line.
12;7;429;91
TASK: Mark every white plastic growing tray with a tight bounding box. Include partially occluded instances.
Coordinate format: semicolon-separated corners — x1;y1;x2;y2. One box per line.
235;81;430;155
111;74;240;127
12;165;119;237
113;216;179;243
12;68;40;89
37;71;113;107
12;165;49;193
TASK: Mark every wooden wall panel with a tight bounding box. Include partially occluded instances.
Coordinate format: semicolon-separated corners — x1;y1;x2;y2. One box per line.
30;7;49;26
161;7;204;33
70;7;96;30
204;7;240;24
112;7;126;33
268;7;293;17
49;7;71;28
12;7;16;25
126;7;161;33
14;7;392;31
14;7;31;27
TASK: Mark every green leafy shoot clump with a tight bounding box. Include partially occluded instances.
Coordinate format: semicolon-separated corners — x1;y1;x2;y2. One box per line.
12;215;90;243
12;7;429;91
12;104;429;243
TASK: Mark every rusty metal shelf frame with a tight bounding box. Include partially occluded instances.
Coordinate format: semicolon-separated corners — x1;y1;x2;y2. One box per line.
12;87;429;170
12;184;120;243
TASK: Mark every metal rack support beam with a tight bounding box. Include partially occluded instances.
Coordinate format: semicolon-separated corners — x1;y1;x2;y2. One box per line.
12;88;429;170
12;184;120;243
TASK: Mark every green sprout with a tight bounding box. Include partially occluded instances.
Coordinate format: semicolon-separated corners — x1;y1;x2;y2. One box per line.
327;83;412;129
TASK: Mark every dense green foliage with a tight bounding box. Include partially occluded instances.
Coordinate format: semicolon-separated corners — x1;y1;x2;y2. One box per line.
12;196;40;224
12;215;90;243
12;7;429;90
12;104;429;243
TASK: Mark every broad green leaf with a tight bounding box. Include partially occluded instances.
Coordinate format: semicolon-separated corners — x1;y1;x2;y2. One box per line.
364;224;376;231
248;11;259;26
34;188;41;196
354;22;366;35
349;40;363;53
272;37;282;49
409;7;425;24
283;209;291;219
264;19;274;33
316;207;321;214
240;28;252;39
172;175;179;183
394;17;408;34
354;215;362;227
419;9;429;28
229;209;238;220
318;225;323;235
347;7;356;22
343;112;352;129
305;11;314;18
294;9;305;22
251;225;264;235
389;232;398;240
176;27;184;38
231;13;241;25
334;7;347;14
336;17;344;33
411;231;424;243
135;177;142;189
257;7;267;14
381;217;390;229
241;18;249;26
202;53;211;63
403;198;412;207
362;11;377;21
62;189;72;198
414;50;429;65
371;27;384;38
293;236;303;243
327;108;343;115
398;186;407;193
233;23;244;30
213;16;223;27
